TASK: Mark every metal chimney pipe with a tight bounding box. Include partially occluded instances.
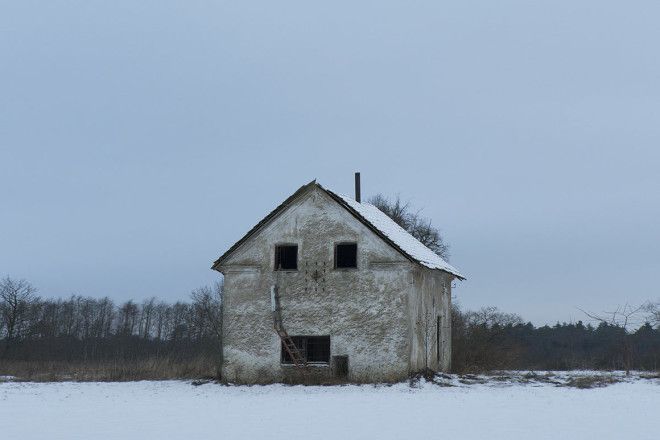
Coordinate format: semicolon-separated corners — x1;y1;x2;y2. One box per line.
355;172;361;203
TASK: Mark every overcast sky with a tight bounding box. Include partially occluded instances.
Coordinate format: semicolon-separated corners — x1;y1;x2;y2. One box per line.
1;1;659;325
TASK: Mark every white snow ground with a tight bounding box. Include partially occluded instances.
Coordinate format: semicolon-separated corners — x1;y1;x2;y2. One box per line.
1;373;658;440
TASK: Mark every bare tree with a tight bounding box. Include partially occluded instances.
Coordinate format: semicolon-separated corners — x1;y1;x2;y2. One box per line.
369;194;410;226
191;281;224;378
467;306;523;328
580;303;646;374
0;277;38;352
191;282;223;341
369;194;450;260
580;303;646;331
643;301;659;327
117;300;139;336
139;297;157;339
153;301;170;341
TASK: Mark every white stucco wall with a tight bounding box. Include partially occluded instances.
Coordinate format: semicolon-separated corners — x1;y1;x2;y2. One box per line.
410;269;453;372
217;186;451;382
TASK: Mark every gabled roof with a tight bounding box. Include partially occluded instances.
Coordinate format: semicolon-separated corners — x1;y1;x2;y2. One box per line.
212;181;464;279
326;190;464;278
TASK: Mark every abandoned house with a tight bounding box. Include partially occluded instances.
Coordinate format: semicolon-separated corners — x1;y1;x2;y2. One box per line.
212;175;464;383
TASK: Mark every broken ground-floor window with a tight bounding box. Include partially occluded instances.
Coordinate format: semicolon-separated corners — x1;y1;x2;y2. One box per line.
281;335;330;364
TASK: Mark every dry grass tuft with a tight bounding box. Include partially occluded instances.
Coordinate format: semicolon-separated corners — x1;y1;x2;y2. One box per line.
0;357;219;382
561;375;620;389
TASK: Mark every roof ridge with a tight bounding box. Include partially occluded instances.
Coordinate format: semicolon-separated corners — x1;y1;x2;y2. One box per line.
212;180;464;280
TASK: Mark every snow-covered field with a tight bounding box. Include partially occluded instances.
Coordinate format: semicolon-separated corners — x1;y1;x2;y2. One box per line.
1;372;658;440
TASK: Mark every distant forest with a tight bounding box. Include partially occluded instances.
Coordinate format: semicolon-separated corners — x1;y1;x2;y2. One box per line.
0;277;222;380
1;276;659;380
451;305;660;373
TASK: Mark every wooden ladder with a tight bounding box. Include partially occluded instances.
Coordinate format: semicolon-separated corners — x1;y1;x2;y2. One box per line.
271;285;307;369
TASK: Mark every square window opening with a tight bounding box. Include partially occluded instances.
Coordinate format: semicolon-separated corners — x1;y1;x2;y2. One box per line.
281;336;330;364
335;243;357;269
275;244;298;271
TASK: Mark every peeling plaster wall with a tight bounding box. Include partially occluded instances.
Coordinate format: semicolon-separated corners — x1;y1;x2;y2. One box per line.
410;269;453;372
219;187;415;383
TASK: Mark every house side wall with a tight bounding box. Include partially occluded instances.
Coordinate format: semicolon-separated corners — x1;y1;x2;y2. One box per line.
220;187;414;383
409;268;453;372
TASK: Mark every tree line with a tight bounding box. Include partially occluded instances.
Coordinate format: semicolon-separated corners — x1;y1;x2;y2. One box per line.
0;277;222;370
451;305;660;372
3;275;659;377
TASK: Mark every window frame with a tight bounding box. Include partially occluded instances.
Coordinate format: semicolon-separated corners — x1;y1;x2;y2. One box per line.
274;243;298;271
334;242;358;270
281;335;331;365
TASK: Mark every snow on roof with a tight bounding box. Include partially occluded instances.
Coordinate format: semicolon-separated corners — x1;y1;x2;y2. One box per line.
331;191;464;279
212;180;465;279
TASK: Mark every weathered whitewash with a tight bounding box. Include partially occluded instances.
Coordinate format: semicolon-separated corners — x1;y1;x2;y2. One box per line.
212;180;463;383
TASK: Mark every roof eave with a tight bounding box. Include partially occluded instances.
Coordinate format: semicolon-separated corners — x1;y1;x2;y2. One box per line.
437;268;466;281
211;180;318;271
211;180;466;281
322;185;466;280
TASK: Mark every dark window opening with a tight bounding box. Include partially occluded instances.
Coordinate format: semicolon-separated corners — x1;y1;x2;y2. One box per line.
275;245;298;270
335;243;357;268
281;336;330;364
306;336;331;362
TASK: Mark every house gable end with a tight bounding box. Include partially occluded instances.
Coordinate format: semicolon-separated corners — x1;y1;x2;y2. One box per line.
215;185;408;272
212;180;316;270
212;181;462;280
